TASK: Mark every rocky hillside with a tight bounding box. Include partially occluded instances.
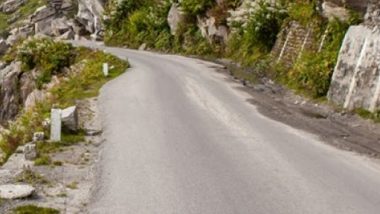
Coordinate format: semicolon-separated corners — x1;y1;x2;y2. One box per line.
104;0;380;118
0;0;110;124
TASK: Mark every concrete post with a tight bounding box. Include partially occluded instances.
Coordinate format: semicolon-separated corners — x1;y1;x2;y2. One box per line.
103;63;109;77
50;108;62;142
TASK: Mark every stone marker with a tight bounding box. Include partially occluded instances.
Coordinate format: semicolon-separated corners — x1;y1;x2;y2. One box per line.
0;184;35;199
50;108;61;142
103;63;109;77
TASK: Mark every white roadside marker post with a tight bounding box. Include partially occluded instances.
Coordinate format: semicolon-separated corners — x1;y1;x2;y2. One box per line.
50;108;62;142
103;63;109;77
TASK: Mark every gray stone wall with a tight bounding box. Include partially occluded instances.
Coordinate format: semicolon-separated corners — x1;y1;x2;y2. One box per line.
271;21;317;68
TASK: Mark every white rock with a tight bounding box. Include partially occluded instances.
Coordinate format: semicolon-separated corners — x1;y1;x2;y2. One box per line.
61;106;78;132
0;184;35;199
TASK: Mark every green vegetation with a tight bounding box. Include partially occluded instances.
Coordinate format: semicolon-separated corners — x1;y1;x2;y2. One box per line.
13;205;59;214
0;38;129;161
15;169;50;185
105;0;361;100
17;38;75;88
355;109;380;123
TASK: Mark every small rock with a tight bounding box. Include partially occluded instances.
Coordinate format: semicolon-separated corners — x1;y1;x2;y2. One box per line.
24;143;37;161
32;132;45;142
0;184;35;199
85;129;102;136
61;106;78;132
138;43;146;51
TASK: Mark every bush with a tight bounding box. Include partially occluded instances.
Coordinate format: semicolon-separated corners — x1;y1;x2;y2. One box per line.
17;38;75;88
227;1;287;65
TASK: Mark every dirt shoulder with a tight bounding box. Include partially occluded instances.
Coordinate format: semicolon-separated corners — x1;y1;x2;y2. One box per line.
214;61;380;159
0;98;103;213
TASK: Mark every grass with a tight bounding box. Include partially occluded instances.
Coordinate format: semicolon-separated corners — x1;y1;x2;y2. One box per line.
15;169;50;185
13;205;59;214
355;109;380;123
34;155;52;166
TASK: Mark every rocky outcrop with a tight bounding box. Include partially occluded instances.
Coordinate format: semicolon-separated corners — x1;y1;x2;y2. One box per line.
76;0;105;40
328;1;380;111
0;62;23;124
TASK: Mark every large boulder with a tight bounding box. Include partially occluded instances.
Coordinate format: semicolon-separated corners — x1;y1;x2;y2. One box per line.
0;184;35;199
61;106;78;132
24;89;45;110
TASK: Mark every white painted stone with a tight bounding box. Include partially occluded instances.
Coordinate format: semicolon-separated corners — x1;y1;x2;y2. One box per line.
50;108;62;142
103;63;109;77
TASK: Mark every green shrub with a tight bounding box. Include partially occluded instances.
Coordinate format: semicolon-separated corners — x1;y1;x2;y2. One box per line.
17;38;75;88
227;1;287;65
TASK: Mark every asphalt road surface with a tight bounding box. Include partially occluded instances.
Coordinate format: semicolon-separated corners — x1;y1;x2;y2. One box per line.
74;41;380;214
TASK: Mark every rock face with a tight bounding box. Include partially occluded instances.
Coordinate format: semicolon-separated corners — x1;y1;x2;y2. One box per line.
0;184;35;199
328;1;380;111
76;0;105;40
328;25;380;111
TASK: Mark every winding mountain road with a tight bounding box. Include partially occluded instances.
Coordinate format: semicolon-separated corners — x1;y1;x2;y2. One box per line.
74;41;380;214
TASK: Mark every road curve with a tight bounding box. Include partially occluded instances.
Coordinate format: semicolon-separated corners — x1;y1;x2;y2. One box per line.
74;41;380;214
